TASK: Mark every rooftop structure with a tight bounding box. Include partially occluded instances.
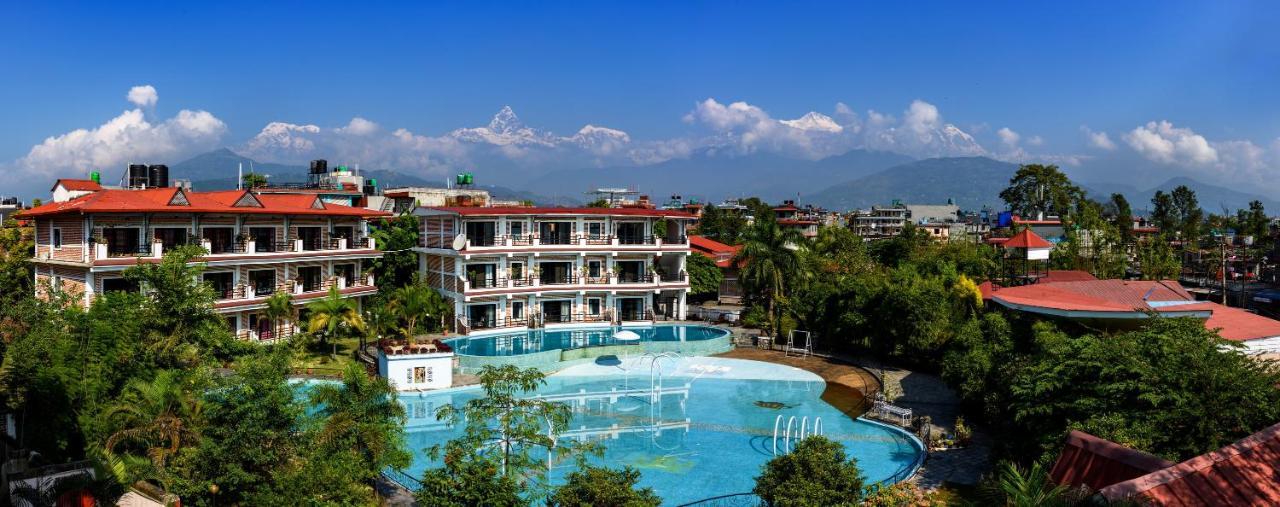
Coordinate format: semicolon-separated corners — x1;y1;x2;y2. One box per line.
413;206;695;334
18;182;389;342
689;235;743;304
989;278;1280;354
1051;422;1280;505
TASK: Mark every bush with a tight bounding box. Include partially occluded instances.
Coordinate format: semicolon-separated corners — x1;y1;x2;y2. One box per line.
753;436;865;507
549;464;661;507
954;416;973;446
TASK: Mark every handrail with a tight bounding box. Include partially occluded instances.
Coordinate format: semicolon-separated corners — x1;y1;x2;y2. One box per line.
675;493;763;507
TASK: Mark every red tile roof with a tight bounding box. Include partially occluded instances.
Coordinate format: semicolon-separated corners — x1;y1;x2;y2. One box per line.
1051;431;1175;491
426;206;694;218
1002;229;1053;249
1098;421;1280;505
17;188;389;218
689;235;742;268
52;179;102;192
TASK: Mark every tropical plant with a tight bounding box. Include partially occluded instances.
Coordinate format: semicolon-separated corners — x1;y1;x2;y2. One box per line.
753;435;865;507
549;464;661;507
732;214;805;338
685;251;723;301
368;213;420;293
242;172;268;188
307;363;411;487
263;290;294;340
979;461;1079;507
306;286;366;354
101;370;206;486
389;280;451;338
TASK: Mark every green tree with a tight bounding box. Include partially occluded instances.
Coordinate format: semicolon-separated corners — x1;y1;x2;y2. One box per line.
1170;185;1203;242
685;252;723;301
585;198;611;208
307;364;411;489
732;214;805;338
242;172;268;188
998;164;1082;220
1108;193;1134;243
263;290;295;340
0;224;33;309
123;244;234;362
1243;200;1268;240
368;213;420;293
101;370;207;487
549;464;661;507
1150;190;1176;235
979;461;1077;507
420;365;586;504
753;435;865;507
389;279;451;337
1135;236;1181;280
306;286;366;354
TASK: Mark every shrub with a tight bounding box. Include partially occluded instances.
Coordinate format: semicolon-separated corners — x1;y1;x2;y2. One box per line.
549;464;660;507
753;436;865;507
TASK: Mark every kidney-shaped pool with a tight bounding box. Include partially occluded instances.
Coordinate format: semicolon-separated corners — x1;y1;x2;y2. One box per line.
390;356;924;505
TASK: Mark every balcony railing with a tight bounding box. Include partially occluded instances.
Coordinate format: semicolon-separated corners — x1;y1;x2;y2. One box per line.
579;234;612;245
540;235;574;245
509;235;534;246
659;270;688;282
616;273;654;284
619;310;654;322
539;273;576;285
467;276;506;289
106;243;152;258
617;235;654;245
467;235;498;247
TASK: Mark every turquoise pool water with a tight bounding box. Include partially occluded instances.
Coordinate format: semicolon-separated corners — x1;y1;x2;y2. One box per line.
446;324;730;356
393;357;924;505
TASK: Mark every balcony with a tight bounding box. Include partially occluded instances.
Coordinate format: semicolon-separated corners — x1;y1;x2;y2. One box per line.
93;235;377;262
441;232;685;253
452;269;688;296
214;273;377;309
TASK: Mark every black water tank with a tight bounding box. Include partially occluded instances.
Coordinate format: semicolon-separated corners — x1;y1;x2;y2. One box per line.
128;164;149;188
362;181;376;196
310;159;328;174
148;164;169;188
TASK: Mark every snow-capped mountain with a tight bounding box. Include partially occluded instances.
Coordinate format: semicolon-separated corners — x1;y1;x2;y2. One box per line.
780;112;844;133
244;122;321;155
448;106;632;152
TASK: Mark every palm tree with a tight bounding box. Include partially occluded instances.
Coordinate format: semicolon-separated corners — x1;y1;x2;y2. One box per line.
981;461;1076;507
731;215;805;339
264;290;295;340
307;286;366;356
389;282;451;339
102;371;204;482
307;364;410;483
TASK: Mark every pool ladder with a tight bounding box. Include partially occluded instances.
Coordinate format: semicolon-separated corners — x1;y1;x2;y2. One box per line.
772;414;823;456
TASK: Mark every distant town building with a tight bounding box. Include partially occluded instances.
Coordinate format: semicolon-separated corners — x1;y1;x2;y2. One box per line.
689;235;742;304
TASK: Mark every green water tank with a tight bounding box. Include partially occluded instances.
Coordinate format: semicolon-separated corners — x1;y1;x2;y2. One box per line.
90;171;100;184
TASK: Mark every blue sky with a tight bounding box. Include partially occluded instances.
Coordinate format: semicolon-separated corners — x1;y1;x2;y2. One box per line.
2;1;1279;195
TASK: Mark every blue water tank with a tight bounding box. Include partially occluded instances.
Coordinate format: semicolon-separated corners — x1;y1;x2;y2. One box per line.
997;211;1013;228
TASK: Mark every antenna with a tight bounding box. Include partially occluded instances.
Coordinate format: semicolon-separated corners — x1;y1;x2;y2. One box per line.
238;162;243;190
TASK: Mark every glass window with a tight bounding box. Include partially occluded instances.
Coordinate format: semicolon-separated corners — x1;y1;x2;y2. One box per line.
52;228;62;249
414;367;427;383
512;301;524;319
587;222;603;236
510;221;524;236
588;298;601;315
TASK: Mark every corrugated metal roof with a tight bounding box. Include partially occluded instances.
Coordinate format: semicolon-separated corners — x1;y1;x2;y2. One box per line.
17;188;389;218
426;206;693;218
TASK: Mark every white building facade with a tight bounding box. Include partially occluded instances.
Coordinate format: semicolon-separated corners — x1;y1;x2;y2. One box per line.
412;206;694;335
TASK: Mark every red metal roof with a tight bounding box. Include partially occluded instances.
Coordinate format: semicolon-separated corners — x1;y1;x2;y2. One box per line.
1039;270;1099;283
52;179;102;192
17;188;389;218
777;219;818;225
992;279;1196;313
427;206;694;218
1203;303;1280;342
1050;430;1175;491
1099;421;1280;505
1002;229;1053;249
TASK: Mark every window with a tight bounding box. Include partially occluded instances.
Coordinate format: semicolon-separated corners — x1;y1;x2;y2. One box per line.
588;298;601;316
587;260;602;278
414;366;427;383
509;221;524;237
512;301;525;320
250;227;276;252
510;262;524;280
50;274;62;293
52;227;62;249
587;222;604;237
249;269;276;295
154;228;188;251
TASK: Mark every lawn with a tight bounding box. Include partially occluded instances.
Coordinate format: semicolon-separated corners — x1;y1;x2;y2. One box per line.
291;334;365;376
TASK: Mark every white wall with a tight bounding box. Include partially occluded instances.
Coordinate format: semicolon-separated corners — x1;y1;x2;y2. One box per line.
379;353;454;391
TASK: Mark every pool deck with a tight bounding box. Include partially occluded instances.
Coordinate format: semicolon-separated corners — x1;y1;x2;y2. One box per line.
714;347;881;418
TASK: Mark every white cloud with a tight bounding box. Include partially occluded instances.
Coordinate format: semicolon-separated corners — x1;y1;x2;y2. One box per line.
1081;126;1117;150
997;127;1020;147
241;118;468;174
1123;120;1217;165
9;88;225;182
1027;135;1044;147
126;85;158;108
337;117;379;136
859;100;986;157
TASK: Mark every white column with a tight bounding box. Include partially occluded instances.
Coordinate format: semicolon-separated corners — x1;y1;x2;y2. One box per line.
677;291;687;320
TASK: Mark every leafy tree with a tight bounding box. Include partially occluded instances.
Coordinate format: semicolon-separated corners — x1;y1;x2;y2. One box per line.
307;363;411;488
368;213;420;293
169;350;301;504
1243;200;1268;239
685;252;723;301
549;464;661;507
1170;185;1203;242
732;214;805;338
1150;190;1176;235
585;198;610;208
420;365;587;504
123;244;234;362
0;224;33;309
306;286;366;353
998;164;1082;220
1107;193;1134;242
753;435;865;507
696;203;748;244
1134;236;1181;280
242;172;268;188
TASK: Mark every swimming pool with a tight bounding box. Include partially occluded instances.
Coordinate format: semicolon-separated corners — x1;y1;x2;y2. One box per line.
393;357;924;505
447;324;731;356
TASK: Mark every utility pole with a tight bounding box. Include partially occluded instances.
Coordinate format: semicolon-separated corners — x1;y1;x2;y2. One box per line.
1221;240;1228;305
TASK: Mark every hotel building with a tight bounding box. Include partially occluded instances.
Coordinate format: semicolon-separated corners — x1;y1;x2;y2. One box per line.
20;180;389;341
412;206;694;334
